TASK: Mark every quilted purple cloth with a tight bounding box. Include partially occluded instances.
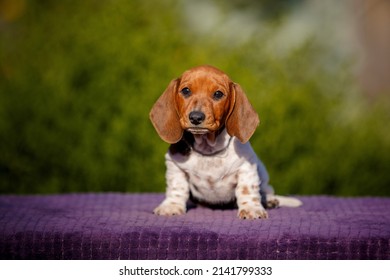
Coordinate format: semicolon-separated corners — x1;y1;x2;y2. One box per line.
0;193;389;259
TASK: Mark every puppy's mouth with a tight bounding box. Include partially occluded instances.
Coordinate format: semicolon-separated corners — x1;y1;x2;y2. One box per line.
186;127;210;135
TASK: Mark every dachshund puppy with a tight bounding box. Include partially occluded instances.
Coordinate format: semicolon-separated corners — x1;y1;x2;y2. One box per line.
150;65;301;219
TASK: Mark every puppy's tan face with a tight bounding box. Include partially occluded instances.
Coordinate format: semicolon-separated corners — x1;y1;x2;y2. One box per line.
150;65;259;144
175;66;233;134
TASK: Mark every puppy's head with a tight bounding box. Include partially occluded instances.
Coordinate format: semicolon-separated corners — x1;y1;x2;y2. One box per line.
150;65;259;144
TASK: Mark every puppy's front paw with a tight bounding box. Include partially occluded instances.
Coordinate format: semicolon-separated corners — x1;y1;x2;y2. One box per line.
238;206;268;220
154;202;186;216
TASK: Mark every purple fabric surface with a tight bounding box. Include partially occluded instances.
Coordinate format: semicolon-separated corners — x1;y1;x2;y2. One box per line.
0;193;389;260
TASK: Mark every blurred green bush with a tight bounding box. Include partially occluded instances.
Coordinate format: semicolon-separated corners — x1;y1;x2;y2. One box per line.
0;0;389;196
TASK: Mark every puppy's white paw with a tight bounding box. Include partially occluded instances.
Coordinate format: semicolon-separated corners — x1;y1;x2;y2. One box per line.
238;206;268;220
154;202;186;216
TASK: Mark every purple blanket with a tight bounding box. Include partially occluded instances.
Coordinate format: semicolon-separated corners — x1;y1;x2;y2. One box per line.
0;194;389;259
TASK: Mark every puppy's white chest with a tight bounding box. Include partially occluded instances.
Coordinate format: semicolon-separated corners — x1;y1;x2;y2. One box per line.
189;154;236;182
175;151;243;203
188;159;238;203
167;136;262;205
190;155;225;176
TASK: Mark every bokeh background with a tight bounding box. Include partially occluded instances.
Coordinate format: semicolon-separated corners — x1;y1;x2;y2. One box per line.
1;0;389;196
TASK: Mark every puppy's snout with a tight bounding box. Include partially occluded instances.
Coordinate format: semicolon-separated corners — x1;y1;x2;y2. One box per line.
189;111;205;125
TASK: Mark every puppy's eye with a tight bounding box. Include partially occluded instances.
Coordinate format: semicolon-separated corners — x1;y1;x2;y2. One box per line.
213;90;224;100
180;87;191;97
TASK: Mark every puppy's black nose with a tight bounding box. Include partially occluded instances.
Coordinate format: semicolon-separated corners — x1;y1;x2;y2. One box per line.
189;111;205;125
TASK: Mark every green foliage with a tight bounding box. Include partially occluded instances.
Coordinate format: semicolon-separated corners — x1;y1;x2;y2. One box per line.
1;0;389;196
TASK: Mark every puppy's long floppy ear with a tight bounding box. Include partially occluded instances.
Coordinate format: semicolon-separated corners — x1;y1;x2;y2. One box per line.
149;79;183;144
226;83;259;143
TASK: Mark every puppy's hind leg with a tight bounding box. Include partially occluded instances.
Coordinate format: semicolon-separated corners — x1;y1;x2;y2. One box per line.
272;195;302;207
260;185;280;209
260;184;302;208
